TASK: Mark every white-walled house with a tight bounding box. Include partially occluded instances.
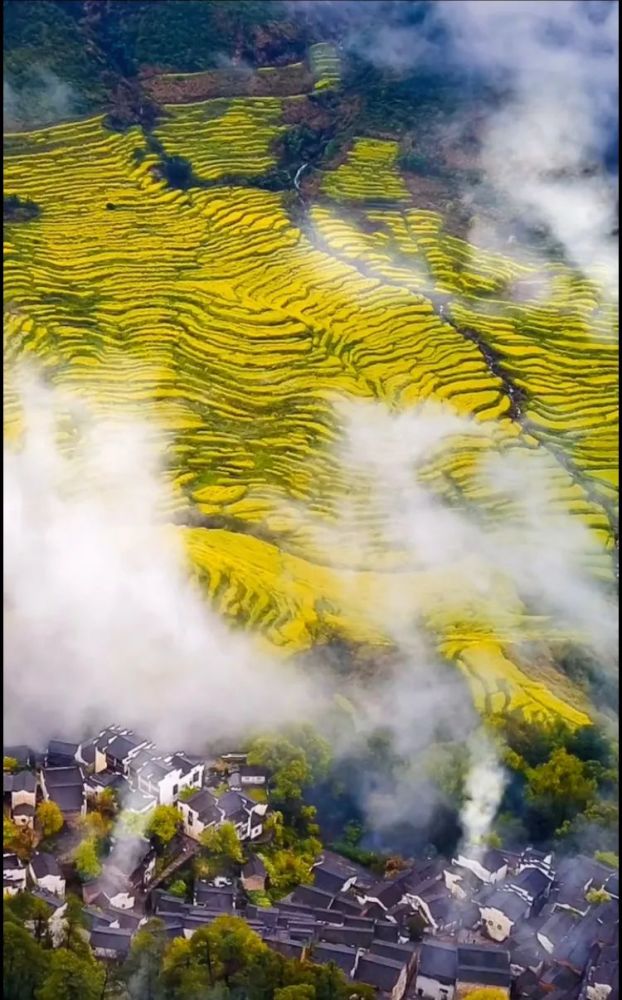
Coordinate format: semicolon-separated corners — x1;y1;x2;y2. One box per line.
4;770;37;829
29;853;66;898
477;887;531;942
3;853;27;895
132;751;204;806
454;848;508;886
218;790;265;841
414;942;457;1000
178;788;224;841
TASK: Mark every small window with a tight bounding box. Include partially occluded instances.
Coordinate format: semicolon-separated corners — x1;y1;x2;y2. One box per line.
188;813;193;825
172;784;178;796
497;923;502;931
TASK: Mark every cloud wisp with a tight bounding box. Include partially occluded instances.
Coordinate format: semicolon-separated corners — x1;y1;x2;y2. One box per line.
3;373;320;751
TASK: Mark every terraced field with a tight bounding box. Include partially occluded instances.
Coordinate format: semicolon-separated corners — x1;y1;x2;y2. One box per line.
4;67;617;729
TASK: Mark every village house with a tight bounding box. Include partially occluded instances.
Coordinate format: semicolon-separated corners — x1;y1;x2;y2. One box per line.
241;854;268;893
45;740;79;768
131;749;204;806
93;726;154;774
414;940;458;999
551;856;613;917
312;850;373;896
3;852;27;895
4;769;37;828
28;852;66;898
40;765;86;820
76;737;108;775
455;943;512;1000
477;885;531;942
90;925;134;960
454;848;508;886
218;789;265;841
356;951;410;1000
178;787;224;841
239;765;268;787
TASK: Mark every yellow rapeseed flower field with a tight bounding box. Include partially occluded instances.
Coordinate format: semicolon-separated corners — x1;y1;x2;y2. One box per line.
4;84;616;729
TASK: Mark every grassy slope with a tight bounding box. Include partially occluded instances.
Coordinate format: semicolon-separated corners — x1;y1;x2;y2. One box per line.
4;60;617;729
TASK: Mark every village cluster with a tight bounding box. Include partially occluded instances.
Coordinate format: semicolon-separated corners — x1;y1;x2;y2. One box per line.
4;725;619;1000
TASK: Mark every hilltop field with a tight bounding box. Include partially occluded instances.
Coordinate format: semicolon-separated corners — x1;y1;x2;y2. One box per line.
4;42;617;729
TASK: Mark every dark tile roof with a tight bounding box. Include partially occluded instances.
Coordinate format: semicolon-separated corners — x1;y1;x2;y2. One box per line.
48;784;84;813
366;876;407;909
478;886;530;922
537;908;578;947
330;893;365;917
31;888;65;910
457;943;511;987
418;941;457;983
292;884;335;909
6;770;36;793
169;753;197;776
605;873;619;898
342;914;375;929
312;942;357;976
153;891;188;914
194;883;234;911
218;790;247;817
319;924;374;949
3;853;24;870
314;866;351;895
47;740;78;758
90;926;133;955
355;953;405;990
263;935;305;959
89;770;126;790
185;788;222;825
78;740;98;765
43;766;83;787
239;765;268;779
30;853;62;878
105;734;143;761
373;920;398;941
315;850;375;890
242;854;267;879
13;803;35;816
512;866;552;898
369;939;416;965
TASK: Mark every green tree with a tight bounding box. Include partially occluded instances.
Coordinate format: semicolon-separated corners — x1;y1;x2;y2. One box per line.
3;756;19;773
73;837;102;882
37;948;105;1000
248;735;311;804
124;919;168;1000
4;817;35;860
36;800;64;838
200;821;243;873
3;921;49;1000
275;987;316;1000
595;850;619;869
97;787;118;818
526;747;598;834
168;878;188;899
5;891;53;944
147;805;182;847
